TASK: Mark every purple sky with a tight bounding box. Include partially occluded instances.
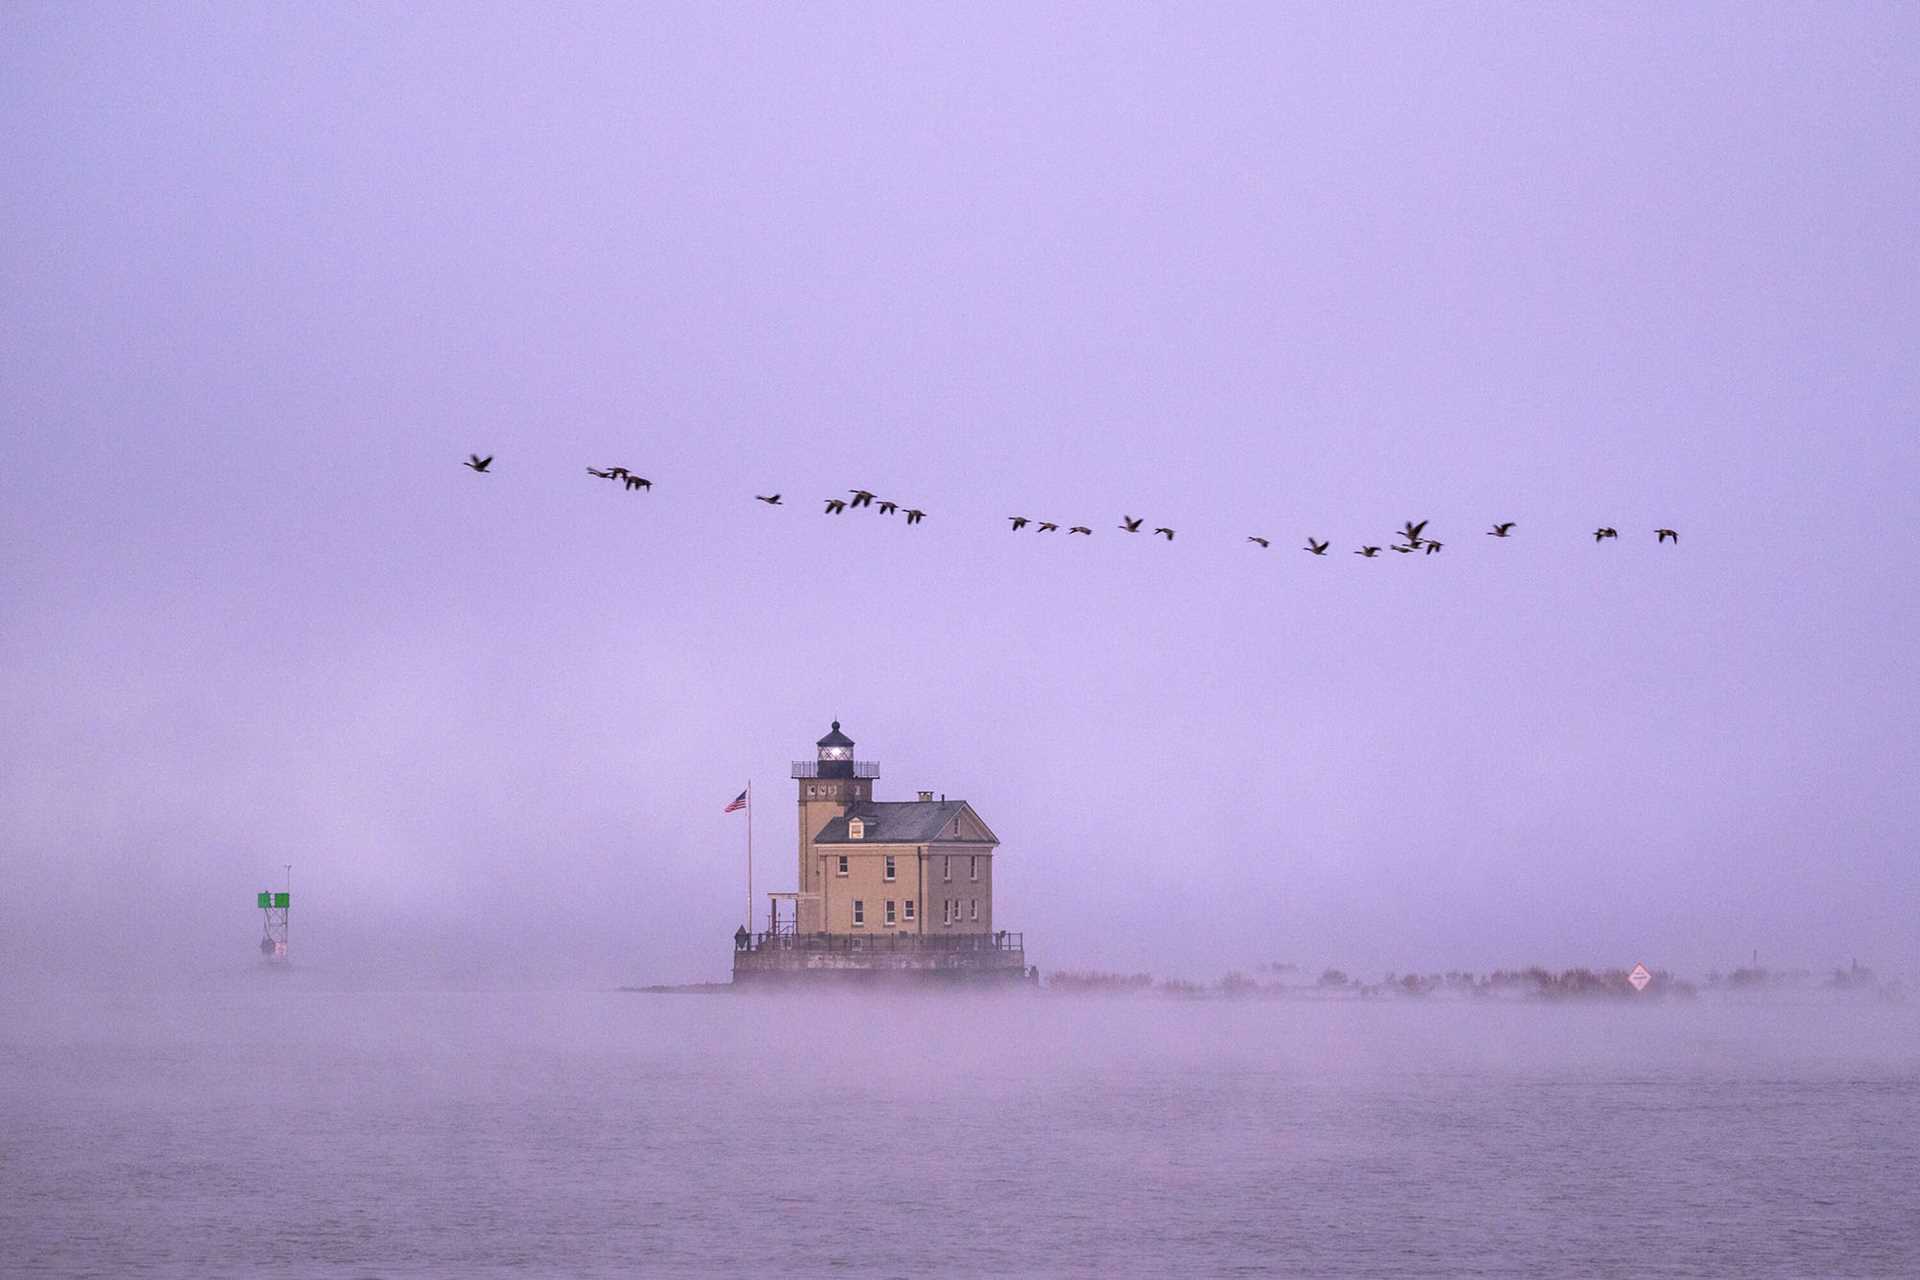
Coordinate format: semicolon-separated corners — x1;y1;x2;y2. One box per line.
4;3;1916;986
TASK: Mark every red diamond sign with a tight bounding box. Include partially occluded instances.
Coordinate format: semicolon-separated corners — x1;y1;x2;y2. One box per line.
1628;962;1652;992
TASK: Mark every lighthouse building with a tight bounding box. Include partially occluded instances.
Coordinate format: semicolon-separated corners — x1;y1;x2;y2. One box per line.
734;722;1028;983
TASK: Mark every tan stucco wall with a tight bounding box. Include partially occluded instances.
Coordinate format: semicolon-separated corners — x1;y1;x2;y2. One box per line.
793;775;871;932
812;844;932;934
923;848;993;933
807;844;996;935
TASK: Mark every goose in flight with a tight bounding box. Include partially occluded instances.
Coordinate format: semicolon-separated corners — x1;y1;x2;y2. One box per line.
1355;546;1381;558
1009;516;1030;531
623;474;651;491
849;490;876;509
1390;543;1417;554
1398;520;1428;546
824;498;848;514
1594;527;1619;542
464;454;493;473
1423;539;1444;555
1068;526;1092;535
756;494;782;505
877;500;898;515
1304;537;1329;556
1247;536;1271;548
1119;516;1144;533
586;466;613;479
1153;527;1175;540
1036;522;1059;533
1488;522;1515;537
1656;528;1678;544
903;509;926;525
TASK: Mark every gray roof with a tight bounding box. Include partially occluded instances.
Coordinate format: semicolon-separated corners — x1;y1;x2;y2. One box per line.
817;721;854;748
813;801;995;846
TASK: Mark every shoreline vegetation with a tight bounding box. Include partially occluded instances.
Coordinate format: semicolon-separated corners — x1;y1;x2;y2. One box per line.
1045;960;1904;1002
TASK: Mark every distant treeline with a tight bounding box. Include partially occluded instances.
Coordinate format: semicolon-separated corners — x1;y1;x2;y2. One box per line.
1046;961;1903;1001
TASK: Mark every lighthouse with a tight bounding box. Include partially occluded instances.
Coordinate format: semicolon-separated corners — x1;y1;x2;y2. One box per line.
735;721;1029;983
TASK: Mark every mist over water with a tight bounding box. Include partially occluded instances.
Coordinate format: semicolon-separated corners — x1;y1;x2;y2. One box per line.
4;982;1916;1277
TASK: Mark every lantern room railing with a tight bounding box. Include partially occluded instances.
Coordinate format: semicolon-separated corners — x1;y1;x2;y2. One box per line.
790;761;881;779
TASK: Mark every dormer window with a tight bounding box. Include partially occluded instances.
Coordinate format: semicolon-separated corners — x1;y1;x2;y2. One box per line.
848;819;865;840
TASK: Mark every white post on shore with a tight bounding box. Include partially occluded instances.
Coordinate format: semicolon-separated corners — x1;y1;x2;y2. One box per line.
745;781;753;933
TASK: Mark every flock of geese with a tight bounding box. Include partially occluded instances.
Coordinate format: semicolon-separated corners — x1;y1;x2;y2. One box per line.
462;455;1679;552
812;489;929;523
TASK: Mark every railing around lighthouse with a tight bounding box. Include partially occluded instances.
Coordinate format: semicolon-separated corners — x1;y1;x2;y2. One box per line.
744;929;1022;955
789;761;881;779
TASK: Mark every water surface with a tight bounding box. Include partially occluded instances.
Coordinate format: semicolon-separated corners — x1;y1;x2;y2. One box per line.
3;982;1915;1277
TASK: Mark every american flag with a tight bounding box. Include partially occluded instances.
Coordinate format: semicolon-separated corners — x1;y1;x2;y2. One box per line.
723;789;747;813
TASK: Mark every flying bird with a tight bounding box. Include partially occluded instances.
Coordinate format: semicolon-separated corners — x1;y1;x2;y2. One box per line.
1656;528;1678;543
1068;526;1092;535
824;498;848;514
586;466;613;479
623;475;651;491
1304;537;1329;556
903;508;926;524
849;490;876;508
1247;537;1270;548
1036;522;1059;533
1423;540;1444;555
1355;546;1381;557
1009;516;1030;531
1390;544;1417;554
877;501;898;515
1488;522;1515;537
1594;527;1619;542
1120;516;1144;533
1398;520;1428;546
756;494;782;505
464;454;493;473
1153;527;1175;540
594;466;630;481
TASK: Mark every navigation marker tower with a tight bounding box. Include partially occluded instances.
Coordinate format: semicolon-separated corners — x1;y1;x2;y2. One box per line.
256;865;291;961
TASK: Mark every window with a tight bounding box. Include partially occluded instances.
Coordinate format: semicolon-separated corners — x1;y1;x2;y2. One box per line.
969;855;978;881
943;856;952;882
849;819;864;840
853;900;864;926
884;855;895;881
837;855;848;877
808;785;817;796
970;899;978;921
885;900;896;926
942;900;950;925
904;900;915;922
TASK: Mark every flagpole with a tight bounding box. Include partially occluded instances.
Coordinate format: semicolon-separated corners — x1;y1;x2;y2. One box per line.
745;780;753;934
